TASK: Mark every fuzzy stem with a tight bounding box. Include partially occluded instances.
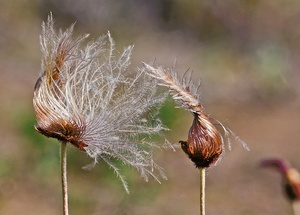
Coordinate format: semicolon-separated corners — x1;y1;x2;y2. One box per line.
200;168;206;215
61;141;69;215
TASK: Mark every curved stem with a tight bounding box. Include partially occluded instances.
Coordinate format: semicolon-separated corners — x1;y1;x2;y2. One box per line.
200;168;206;215
61;141;69;215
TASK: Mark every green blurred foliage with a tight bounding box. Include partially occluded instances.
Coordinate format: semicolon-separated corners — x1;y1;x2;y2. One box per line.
159;99;185;128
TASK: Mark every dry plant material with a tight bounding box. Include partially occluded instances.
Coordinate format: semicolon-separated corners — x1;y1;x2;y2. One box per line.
33;14;168;192
180;112;223;168
143;64;247;168
144;64;248;215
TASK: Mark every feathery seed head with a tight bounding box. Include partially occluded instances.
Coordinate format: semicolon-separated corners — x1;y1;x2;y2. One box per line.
33;14;168;192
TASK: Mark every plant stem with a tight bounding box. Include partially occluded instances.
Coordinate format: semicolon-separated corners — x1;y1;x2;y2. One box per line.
293;201;300;215
61;141;69;215
200;167;206;215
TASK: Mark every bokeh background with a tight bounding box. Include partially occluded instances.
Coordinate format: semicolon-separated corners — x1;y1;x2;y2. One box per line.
1;0;300;214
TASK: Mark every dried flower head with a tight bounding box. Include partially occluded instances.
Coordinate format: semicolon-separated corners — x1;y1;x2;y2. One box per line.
180;112;223;168
143;64;248;168
33;14;168;192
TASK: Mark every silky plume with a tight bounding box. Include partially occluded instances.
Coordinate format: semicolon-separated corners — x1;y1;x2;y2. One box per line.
33;14;169;193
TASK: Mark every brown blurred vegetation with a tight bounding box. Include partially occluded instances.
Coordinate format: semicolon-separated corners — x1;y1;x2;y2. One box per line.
1;0;300;214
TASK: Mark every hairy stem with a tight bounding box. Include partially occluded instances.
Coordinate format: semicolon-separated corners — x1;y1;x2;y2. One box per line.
61;141;69;215
200;168;206;215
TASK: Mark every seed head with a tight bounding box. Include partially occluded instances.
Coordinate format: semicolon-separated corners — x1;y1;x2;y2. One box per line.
143;64;247;168
180;112;223;168
33;14;168;192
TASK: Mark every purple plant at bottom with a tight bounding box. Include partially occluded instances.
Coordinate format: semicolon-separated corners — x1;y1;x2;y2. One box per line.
260;158;300;202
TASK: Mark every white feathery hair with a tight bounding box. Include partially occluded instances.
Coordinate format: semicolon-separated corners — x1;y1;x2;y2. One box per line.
33;14;168;193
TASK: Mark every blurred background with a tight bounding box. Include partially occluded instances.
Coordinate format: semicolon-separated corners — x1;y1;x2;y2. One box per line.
1;0;300;214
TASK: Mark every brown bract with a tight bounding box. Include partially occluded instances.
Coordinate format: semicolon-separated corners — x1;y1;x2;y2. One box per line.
180;112;223;168
34;117;87;151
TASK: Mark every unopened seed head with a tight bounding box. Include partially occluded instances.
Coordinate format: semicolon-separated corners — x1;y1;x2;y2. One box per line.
180;112;223;168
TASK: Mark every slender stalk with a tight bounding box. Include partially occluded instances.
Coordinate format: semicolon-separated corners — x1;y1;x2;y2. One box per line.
200;168;206;215
293;201;300;215
61;141;69;215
